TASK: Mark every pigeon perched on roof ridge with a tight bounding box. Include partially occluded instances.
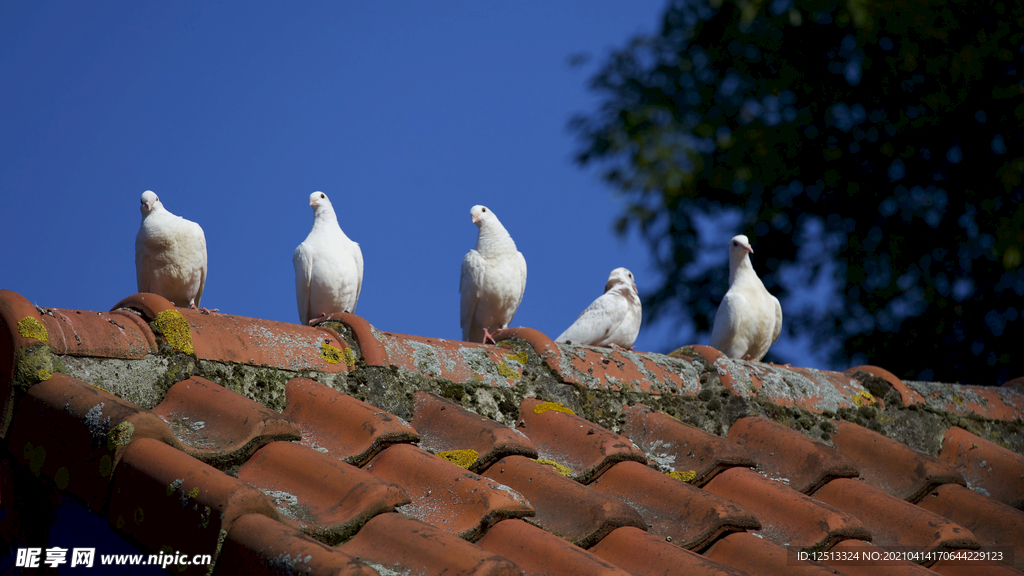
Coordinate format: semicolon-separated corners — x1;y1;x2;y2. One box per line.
709;234;782;361
459;205;527;344
294;191;364;325
135;190;209;311
556;267;642;349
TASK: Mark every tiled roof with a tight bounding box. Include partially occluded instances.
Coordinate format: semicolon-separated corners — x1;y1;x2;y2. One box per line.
2;288;1023;575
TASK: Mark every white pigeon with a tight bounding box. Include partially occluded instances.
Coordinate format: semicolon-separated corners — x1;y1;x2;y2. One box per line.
555;268;642;349
135;190;209;310
460;205;527;344
709;234;783;361
293;191;364;325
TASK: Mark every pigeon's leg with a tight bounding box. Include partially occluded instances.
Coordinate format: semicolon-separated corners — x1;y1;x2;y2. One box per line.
308;312;327;326
481;328;497;345
190;302;219;315
742;354;753;361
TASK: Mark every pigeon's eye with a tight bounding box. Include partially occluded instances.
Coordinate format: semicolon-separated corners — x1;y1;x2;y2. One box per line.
320;193;325;199
482;208;487;212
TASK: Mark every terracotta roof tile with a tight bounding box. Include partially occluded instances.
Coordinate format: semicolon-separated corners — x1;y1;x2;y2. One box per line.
814;478;979;562
917;483;1024;569
39;308;156;359
282;377;418;466
313;312;389;367
589;460;760;550
939;426;1024;509
844;364;927;406
703;467;871;551
516;397;646;484
703;531;845;575
588;526;749;576
364;443;534;541
832;420;965;502
476;519;632;576
482;455;646;548
820;540;939;575
4;290;1024;574
108;438;281;573
621;403;755;486
336;512;523;576
236;441;410;545
151;375;301;467
929;560;1024;575
412;391;538;473
727;416;859;494
6;373;179;512
217;513;380;576
373;331;527;385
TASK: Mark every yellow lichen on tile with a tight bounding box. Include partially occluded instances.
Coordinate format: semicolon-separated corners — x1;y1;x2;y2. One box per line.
188;487;199;499
496;361;521;380
852;389;875;407
533;401;576;415
24;442;46;476
319;341;343;363
55;466;70;490
536;459;572;476
99;455;113;477
153;310;194;354
437;449;479;469
106;421;135;449
37;369;52;381
343;346;356;367
17;317;49;342
504;351;529;364
667;470;698;483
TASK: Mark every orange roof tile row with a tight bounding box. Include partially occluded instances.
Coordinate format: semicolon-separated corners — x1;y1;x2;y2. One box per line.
2;289;1024;575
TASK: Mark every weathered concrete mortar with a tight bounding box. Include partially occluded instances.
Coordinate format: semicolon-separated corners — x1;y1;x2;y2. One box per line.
50;332;1024;459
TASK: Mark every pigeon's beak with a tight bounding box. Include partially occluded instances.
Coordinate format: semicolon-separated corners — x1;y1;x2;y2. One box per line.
471;214;481;224
309;198;317;207
632;282;638;295
743;243;754;254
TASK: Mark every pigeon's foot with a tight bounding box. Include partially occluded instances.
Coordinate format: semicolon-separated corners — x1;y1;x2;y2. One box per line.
189;302;218;315
742;354;753;361
481;328;497;345
308;313;327;326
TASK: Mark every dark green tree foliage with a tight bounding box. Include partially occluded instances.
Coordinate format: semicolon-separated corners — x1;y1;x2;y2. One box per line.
572;0;1023;384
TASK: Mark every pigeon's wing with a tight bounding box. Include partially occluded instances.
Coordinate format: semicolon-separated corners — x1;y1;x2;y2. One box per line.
194;223;208;308
709;291;744;353
556;293;628;346
515;251;528;309
352;241;364;312
134;235;150;293
460;250;484;341
771;294;783;344
293;243;314;325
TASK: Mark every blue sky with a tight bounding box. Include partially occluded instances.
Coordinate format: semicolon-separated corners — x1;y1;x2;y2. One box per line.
1;2;821;364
